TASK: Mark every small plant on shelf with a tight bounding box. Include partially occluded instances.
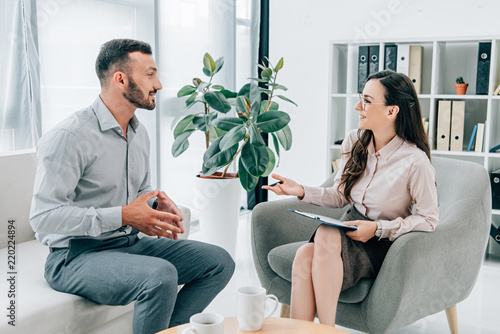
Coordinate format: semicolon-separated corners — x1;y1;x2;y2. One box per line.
455;76;468;95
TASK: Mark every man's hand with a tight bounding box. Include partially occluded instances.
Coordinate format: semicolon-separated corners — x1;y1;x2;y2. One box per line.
155;190;184;238
344;220;377;243
262;174;305;199
122;190;183;240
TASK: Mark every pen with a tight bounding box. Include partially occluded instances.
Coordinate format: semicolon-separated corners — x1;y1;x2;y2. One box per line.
269;181;284;187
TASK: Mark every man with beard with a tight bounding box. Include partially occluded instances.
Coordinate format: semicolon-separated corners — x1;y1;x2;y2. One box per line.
29;39;235;334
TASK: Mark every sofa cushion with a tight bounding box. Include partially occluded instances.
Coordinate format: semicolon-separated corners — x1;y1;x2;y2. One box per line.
268;242;374;303
0;240;134;333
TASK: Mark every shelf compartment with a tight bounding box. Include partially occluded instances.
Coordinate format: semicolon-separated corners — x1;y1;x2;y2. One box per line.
434;41;491;96
433;98;488;152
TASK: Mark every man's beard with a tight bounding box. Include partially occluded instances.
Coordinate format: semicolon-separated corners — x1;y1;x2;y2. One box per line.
123;77;156;110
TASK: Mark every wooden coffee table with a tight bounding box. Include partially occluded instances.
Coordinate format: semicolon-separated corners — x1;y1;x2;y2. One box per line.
157;317;349;333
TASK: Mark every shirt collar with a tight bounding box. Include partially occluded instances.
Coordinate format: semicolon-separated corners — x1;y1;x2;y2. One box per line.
367;134;405;161
92;96;140;133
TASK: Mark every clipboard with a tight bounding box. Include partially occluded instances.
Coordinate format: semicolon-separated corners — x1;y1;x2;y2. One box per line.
286;209;357;230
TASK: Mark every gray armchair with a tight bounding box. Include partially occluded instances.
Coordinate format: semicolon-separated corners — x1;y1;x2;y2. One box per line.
251;157;491;333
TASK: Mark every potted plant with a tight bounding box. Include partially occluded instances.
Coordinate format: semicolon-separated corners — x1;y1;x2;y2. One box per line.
172;53;296;256
455;76;469;95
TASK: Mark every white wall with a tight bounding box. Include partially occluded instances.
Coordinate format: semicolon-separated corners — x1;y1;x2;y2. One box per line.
268;0;500;191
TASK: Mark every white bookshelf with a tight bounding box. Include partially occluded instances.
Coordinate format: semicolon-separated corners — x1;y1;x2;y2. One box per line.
327;37;500;244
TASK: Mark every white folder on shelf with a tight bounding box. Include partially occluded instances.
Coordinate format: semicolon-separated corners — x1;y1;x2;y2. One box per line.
409;45;423;94
450;101;465;151
436;100;451;151
397;44;410;75
475;123;485;152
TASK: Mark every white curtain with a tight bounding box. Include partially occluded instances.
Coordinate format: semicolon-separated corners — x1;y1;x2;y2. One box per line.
0;0;41;153
157;0;260;215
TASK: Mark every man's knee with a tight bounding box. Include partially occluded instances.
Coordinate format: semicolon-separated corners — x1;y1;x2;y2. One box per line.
144;261;179;294
204;245;235;281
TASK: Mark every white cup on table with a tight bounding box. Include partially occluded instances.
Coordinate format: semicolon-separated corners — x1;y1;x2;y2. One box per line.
237;286;279;331
180;313;224;334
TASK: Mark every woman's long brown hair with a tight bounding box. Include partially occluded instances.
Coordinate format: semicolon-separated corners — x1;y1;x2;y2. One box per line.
339;70;431;203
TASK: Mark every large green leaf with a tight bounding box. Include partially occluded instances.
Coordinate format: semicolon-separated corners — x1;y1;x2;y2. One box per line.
235;96;249;115
260;101;279;114
256;111;290;133
220;89;237;99
262;147;276;177
277;95;298;107
250;101;260;118
238;157;259;191
276;124;293;150
241;141;269;177
271;133;281;166
177;85;197;97
249;123;265;147
202;67;211;77
219;125;247;151
173;114;196;138
249;82;261;105
185;92;199;106
237;83;251;98
213;117;245;131
172;130;195;157
203;136;239;171
214;57;224;74
268;83;288;91
209;126;227;143
261;68;272;80
193;113;218;132
203;53;216;75
197;82;210;92
205;91;232;113
249;77;270;83
275;57;284;72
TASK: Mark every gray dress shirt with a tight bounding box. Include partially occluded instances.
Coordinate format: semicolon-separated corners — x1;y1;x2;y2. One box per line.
29;96;153;248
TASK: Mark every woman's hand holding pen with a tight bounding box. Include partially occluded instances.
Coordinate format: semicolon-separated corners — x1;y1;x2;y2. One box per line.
262;174;305;199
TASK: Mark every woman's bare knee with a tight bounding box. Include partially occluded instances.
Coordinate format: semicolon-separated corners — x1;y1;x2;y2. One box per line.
292;243;314;281
314;225;341;258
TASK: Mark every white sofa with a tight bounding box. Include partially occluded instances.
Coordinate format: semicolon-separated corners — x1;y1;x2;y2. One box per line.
0;150;191;333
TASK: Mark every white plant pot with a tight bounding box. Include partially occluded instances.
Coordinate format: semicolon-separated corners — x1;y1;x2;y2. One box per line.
194;174;242;259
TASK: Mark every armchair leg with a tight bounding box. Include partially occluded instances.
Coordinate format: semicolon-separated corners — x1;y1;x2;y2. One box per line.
445;304;458;334
280;304;291;318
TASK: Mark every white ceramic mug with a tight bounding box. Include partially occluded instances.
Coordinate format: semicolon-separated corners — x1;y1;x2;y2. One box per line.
237;286;279;331
180;313;224;334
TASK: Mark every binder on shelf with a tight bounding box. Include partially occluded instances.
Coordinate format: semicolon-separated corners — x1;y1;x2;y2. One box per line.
358;46;369;93
450;100;465;151
409;45;423;94
422;117;429;135
475;123;485;152
397;44;410;75
384;45;397;71
467;124;478;152
331;158;342;172
436;100;451;151
368;45;380;75
494;83;500;95
476;42;491;95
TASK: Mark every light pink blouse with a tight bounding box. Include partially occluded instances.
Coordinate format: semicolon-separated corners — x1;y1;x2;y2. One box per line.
301;129;439;241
